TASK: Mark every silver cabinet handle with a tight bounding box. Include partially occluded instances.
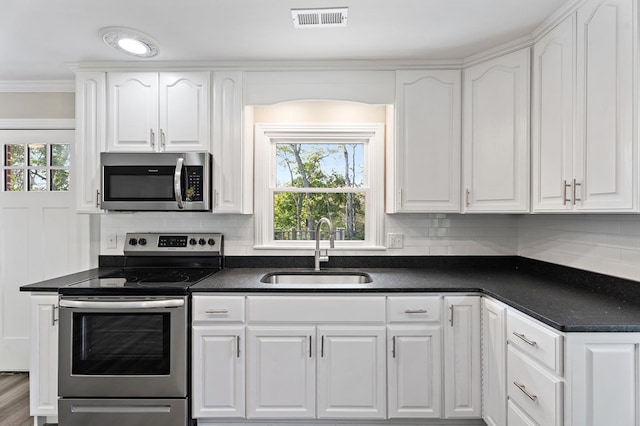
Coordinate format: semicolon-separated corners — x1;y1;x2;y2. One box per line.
161;130;166;151
96;190;100;208
174;157;185;209
513;381;538;401
236;335;241;358
51;305;58;326
512;331;537;346
404;309;427;314
392;336;396;358
205;309;228;314
449;305;454;327
321;335;325;358
563;180;571;206
573;178;581;204
150;129;155;148
308;336;312;358
465;189;470;207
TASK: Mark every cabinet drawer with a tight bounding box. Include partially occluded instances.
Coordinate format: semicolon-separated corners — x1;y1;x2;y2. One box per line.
193;296;245;323
507;400;537;426
507;347;563;426
387;297;441;323
247;296;385;323
507;310;563;374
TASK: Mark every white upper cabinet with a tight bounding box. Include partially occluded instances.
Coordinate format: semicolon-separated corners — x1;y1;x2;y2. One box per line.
212;71;252;214
75;71;106;213
106;72;210;152
533;0;637;212
462;48;531;213
574;0;636;211
532;16;576;212
388;70;461;213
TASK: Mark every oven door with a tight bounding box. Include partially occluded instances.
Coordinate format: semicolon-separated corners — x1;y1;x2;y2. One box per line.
58;296;187;398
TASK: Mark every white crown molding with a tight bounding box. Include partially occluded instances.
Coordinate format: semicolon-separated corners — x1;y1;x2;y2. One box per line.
67;58;465;73
0;80;75;92
463;35;534;68
0;119;75;130
531;0;589;40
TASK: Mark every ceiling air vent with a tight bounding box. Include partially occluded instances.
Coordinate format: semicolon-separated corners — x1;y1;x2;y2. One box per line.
291;7;348;28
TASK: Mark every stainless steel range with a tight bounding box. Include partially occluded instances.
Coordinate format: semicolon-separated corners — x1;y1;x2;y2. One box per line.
58;232;222;426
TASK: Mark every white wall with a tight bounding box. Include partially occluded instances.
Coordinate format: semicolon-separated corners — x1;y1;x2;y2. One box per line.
518;215;640;281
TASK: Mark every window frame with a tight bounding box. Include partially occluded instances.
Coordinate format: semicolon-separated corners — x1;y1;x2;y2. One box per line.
254;123;385;249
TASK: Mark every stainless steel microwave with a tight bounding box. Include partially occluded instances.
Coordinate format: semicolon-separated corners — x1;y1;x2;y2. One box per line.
100;152;211;211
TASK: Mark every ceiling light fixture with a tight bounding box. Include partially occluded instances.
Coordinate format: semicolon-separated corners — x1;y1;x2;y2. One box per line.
100;27;159;58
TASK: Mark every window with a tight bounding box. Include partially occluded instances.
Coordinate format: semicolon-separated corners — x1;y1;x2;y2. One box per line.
3;143;70;192
255;123;385;249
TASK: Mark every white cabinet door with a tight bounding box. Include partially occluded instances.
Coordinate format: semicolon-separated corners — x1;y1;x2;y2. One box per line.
389;70;461;213
247;326;316;419
159;72;210;152
75;71;105;213
462;48;530;213
107;72;210;153
212;71;251;213
531;16;576;212
107;72;158;152
192;326;244;418
316;326;386;419
443;296;481;418
566;333;640;426
29;294;58;417
387;326;441;418
482;298;507;426
575;0;636;211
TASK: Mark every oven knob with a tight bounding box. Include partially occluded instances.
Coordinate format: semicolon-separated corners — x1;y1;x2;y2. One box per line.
198;238;206;246
207;238;216;246
189;238;197;246
128;238;138;246
138;238;147;246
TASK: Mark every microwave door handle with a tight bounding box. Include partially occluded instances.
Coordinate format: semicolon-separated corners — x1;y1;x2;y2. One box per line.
174;157;185;209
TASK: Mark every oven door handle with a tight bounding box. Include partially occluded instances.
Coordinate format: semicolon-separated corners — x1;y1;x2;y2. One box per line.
174;157;185;210
59;299;185;309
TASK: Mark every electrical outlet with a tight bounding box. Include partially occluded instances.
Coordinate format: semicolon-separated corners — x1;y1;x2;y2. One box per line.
106;234;117;249
387;233;404;249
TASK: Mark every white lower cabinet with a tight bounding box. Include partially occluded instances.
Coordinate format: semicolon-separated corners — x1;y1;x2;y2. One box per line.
317;326;387;419
192;326;245;418
482;297;507;426
387;326;442;418
566;333;640;426
192;295;245;419
247;326;316;419
29;294;59;423
443;296;482;418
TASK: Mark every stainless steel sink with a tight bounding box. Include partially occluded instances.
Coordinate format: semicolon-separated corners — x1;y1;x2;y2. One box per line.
260;271;372;284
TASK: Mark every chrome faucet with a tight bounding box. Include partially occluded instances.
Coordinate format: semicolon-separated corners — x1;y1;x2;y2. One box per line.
314;217;335;271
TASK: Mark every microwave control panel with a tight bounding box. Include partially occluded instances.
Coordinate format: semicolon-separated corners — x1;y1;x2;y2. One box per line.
185;168;204;201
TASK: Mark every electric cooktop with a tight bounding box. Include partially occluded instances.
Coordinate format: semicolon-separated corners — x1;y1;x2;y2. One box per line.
60;232;223;296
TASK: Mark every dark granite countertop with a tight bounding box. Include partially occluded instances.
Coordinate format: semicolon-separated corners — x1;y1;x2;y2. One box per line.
191;259;640;333
19;256;640;333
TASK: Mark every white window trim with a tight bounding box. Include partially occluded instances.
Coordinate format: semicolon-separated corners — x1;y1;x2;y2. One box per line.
254;122;385;250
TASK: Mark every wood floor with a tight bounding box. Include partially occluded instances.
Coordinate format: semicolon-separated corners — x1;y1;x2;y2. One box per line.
0;372;31;426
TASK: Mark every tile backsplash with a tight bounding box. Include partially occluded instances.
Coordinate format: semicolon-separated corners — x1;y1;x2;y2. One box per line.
100;212;518;257
518;214;640;281
100;212;640;281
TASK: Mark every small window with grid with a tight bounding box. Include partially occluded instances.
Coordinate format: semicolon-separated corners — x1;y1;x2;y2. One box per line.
3;143;70;192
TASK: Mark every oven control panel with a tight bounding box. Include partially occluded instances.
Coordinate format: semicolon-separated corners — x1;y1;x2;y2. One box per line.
124;232;223;256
